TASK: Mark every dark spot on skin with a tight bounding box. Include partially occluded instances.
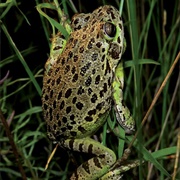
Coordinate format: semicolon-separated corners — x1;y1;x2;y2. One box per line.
45;95;49;101
65;88;72;98
68;139;74;149
55;67;60;74
72;39;78;48
108;77;111;87
73;55;78;62
68;51;73;60
47;69;52;76
58;91;62;100
53;100;56;108
96;102;105;111
62;116;67;123
92;69;96;74
72;97;77;104
47;79;51;84
100;84;107;97
60;100;65;110
49;115;53;122
96;42;102;48
102;48;105;53
61;127;67;132
82;162;90;174
90;26;95;32
88;42;92;49
72;73;78;82
67;125;73;130
56;77;61;85
117;36;121;44
74;25;81;30
98;12;103;17
69;38;73;43
88;144;93;154
119;23;122;30
70;131;77;137
87;38;95;49
49;107;52;117
53;45;62;51
91;38;95;43
91;53;98;61
77;86;84;95
105;61;111;75
80;62;91;76
88;88;93;95
61;58;66;66
76;102;84;110
58;119;61;126
56;113;59;120
50;90;53;98
71;66;76;74
96;33;100;39
78;126;86;133
71;120;76;125
101;54;105;62
53;124;57;131
84;16;90;22
85;116;93;122
100;90;104;97
102;64;104;70
88;109;96;115
95;75;100;84
64;65;70;74
98;7;102;13
43;103;48;110
91;94;97;103
99;154;106;159
56;59;60;64
70;114;75;120
93;157;102;169
82;34;87;39
66;106;71;114
85;76;92;86
73;18;79;25
79;46;84;53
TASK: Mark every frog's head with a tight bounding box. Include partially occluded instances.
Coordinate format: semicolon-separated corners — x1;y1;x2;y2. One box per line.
98;5;125;71
70;6;125;70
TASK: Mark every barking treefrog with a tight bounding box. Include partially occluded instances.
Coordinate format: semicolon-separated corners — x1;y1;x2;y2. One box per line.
42;5;135;180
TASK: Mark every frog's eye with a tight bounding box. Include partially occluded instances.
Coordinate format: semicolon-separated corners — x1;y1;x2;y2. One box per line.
104;22;116;38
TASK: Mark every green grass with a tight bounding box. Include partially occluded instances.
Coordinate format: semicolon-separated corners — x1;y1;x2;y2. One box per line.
0;0;179;179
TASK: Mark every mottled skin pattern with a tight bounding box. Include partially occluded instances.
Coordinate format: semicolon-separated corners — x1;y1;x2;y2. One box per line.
42;5;135;180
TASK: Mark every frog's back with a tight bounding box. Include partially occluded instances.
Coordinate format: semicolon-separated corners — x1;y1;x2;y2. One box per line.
42;5;124;141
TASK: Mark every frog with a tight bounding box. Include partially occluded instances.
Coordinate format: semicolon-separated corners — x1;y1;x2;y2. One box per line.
42;5;135;180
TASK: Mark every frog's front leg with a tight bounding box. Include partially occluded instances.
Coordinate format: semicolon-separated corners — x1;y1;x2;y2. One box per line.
61;137;116;180
112;62;135;134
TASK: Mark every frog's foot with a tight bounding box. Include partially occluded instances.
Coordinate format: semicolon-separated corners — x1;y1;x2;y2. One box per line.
60;137;116;180
99;149;143;180
99;160;141;180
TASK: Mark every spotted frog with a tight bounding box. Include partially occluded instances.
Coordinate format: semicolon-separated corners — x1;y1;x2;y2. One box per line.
42;5;135;180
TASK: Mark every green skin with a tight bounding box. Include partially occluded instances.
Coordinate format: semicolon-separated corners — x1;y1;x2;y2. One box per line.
42;5;135;180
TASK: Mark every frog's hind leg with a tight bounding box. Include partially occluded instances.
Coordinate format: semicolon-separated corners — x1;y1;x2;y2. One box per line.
61;137;116;180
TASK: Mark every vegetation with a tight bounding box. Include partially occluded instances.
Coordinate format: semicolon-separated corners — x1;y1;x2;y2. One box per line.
0;0;179;179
